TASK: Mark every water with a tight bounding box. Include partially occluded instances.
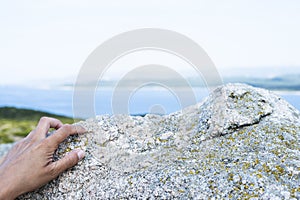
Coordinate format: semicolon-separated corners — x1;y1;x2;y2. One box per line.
0;86;74;117
0;85;299;119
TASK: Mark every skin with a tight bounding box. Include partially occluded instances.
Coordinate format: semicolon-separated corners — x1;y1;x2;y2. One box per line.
0;117;87;200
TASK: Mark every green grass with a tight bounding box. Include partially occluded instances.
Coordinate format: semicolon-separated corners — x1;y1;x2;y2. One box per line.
0;107;76;144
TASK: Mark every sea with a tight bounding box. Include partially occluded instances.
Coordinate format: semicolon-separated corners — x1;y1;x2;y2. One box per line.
0;85;299;119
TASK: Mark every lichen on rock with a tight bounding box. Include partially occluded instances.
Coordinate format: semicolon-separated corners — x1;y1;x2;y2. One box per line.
0;83;298;199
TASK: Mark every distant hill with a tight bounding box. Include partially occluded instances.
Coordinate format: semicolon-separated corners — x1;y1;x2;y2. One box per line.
0;107;74;121
0;107;76;144
223;74;300;91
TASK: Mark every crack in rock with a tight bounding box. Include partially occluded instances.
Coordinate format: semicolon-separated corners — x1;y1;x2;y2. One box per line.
200;84;274;138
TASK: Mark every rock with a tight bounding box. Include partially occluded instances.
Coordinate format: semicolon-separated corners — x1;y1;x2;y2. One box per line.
0;83;299;199
0;143;14;163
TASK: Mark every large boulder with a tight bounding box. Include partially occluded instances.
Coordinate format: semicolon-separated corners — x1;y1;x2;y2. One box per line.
3;83;299;199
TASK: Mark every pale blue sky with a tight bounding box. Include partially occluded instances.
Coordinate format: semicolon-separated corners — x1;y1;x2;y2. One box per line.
0;0;300;85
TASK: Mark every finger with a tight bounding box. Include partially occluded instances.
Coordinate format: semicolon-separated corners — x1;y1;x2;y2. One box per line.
28;117;63;139
47;124;86;147
36;117;63;133
50;149;85;176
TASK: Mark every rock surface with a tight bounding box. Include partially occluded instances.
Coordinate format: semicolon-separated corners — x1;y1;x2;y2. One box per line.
1;83;299;199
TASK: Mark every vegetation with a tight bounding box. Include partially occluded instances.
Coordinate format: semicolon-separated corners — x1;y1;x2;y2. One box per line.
0;107;76;144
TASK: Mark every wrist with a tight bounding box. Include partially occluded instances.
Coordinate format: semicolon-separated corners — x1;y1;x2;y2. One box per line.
0;165;22;200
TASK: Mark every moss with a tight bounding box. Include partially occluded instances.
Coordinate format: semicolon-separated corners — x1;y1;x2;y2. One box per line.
0;132;14;143
190;149;201;153
262;163;271;173
177;157;188;161
233;186;241;191
278;135;284;140
65;147;72;153
256;173;263;179
275;165;285;174
206;153;215;159
156;137;168;143
188;170;200;175
227;173;234;181
254;159;259;166
127;180;133;186
243;162;251;170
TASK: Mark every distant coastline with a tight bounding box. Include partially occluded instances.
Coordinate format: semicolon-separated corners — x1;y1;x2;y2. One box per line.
61;73;300;91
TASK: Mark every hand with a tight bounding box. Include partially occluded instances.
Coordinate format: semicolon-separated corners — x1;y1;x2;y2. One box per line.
0;117;86;200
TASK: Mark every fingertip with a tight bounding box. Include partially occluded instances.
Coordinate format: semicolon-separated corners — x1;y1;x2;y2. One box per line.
76;149;85;161
52;149;85;175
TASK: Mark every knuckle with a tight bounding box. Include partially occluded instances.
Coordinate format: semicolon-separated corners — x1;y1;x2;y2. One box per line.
41;139;52;149
39;116;49;123
26;129;38;139
62;124;72;132
67;153;78;166
48;163;60;178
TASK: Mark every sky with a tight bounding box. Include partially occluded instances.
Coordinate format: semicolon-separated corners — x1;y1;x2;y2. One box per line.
0;0;300;85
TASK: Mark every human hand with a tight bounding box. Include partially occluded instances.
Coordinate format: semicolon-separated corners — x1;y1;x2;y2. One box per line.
0;117;86;200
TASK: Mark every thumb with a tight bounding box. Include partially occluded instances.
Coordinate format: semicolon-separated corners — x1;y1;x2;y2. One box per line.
52;149;85;175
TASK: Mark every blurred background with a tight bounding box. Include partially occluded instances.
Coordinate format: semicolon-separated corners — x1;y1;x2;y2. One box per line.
0;0;300;142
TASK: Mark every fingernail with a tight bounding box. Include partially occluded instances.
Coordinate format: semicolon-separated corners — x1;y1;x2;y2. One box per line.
77;150;85;160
